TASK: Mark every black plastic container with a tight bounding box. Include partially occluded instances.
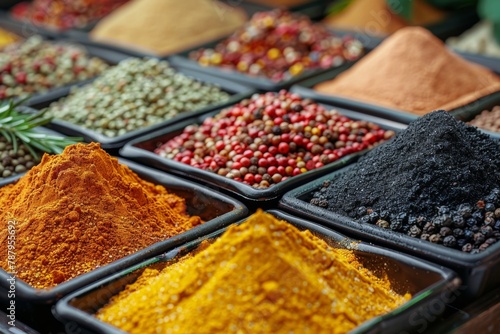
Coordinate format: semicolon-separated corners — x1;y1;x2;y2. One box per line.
26;68;256;150
0;158;248;307
53;210;460;334
290;54;500;125
0;20;130;107
279;166;500;298
120;101;406;202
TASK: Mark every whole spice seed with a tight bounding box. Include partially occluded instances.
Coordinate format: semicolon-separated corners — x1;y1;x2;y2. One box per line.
314;27;500;115
469;105;500;133
0;138;40;179
44;58;230;138
155;90;394;189
189;9;364;82
90;0;247;56
11;0;129;30
0;143;202;288
96;210;410;334
310;111;500;253
0;36;109;101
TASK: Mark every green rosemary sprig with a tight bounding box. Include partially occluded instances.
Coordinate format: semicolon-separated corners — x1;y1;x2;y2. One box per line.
0;99;82;160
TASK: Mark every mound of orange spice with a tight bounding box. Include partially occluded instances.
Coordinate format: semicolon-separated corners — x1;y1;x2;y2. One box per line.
97;211;410;334
0;143;202;289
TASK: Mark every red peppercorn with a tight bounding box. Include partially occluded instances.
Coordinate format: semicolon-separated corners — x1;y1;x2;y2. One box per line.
278;142;289;154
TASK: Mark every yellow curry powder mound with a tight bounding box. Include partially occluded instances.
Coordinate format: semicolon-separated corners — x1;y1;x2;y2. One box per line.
97;211;411;334
0;143;202;289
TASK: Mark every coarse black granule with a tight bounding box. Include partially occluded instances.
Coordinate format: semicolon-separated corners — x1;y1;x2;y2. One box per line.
311;110;500;219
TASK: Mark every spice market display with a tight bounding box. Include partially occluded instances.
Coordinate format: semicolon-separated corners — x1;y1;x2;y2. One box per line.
90;0;248;56
43;58;231;137
0;142;202;288
0;0;499;333
156;90;395;188
0;36;109;100
188;9;364;81
10;0;130;30
96;210;411;334
313;27;500;115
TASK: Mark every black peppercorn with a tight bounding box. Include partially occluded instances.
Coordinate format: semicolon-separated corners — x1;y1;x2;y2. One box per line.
443;235;456;248
462;243;473;252
429;234;442;244
473;233;485;245
408;225;422;238
439;227;452;237
376;219;390;229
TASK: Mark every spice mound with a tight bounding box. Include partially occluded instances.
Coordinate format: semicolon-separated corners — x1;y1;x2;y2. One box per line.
469;105;500;133
44;58;230;137
11;0;129;30
314;27;500;115
189;9;364;82
90;0;247;56
0;143;202;288
323;0;446;36
310;111;500;253
97;211;410;334
155;90;394;189
0;36;109;101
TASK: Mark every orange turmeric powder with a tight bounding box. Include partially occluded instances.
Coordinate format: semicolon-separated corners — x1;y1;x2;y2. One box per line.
0;143;202;289
97;211;410;334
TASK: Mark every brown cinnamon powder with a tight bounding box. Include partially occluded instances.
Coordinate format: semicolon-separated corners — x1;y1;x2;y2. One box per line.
314;27;500;115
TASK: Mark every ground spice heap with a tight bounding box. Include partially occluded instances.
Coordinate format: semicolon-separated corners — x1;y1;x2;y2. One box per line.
314;27;500;115
0;36;109;100
155;91;394;188
0;143;202;288
90;0;247;56
0;28;18;50
323;0;446;36
469;105;500;133
11;0;129;30
97;211;410;334
44;58;230;137
189;9;363;82
310;111;500;253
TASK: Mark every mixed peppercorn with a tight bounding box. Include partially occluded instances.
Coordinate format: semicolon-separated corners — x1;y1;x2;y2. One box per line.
155;91;394;188
0;36;109;101
44;58;231;137
11;0;129;30
189;10;363;82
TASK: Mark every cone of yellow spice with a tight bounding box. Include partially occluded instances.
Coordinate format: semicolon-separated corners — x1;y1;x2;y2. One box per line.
97;211;411;334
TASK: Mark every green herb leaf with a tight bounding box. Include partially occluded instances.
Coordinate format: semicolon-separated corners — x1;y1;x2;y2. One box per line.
387;0;413;21
0;99;82;160
478;0;500;44
326;0;353;15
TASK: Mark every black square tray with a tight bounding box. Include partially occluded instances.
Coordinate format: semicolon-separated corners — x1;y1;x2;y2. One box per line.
53;209;460;334
26;67;256;150
279;166;500;298
119;99;406;202
0;158;248;306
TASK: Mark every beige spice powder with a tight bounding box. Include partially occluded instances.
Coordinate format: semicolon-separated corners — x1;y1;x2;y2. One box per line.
90;0;247;56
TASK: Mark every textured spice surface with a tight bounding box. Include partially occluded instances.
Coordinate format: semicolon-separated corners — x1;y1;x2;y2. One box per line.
90;0;247;56
323;0;446;35
44;58;230;137
314;27;500;115
311;111;500;252
97;211;410;334
0;143;202;288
